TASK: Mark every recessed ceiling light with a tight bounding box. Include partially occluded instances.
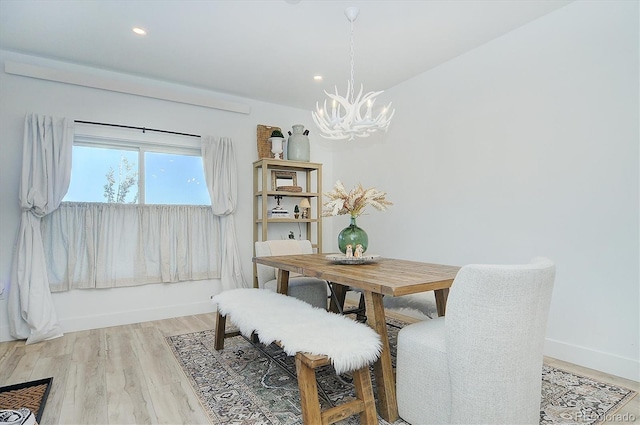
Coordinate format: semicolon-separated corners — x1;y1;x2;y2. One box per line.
313;75;323;81
133;27;147;36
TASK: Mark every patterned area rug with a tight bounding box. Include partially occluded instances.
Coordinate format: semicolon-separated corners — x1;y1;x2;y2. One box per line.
167;318;636;425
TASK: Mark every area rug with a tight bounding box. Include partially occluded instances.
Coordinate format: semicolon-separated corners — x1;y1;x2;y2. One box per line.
167;318;636;425
0;377;53;423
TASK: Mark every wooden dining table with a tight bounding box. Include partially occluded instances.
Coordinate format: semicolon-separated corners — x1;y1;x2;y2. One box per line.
252;253;461;422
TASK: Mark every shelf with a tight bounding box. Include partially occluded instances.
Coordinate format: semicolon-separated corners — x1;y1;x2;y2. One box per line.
253;158;323;288
255;218;320;223
253;158;322;172
254;191;320;197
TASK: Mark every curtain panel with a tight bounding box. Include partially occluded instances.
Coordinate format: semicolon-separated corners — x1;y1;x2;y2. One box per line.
8;113;73;344
42;203;221;291
202;136;248;290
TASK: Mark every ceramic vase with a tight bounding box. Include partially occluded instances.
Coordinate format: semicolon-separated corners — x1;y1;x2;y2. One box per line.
269;137;284;159
338;216;368;254
287;124;310;161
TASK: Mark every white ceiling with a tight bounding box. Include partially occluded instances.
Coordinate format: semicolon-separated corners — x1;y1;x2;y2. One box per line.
0;0;572;110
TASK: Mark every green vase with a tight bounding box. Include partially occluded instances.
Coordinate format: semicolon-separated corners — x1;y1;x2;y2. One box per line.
338;216;368;254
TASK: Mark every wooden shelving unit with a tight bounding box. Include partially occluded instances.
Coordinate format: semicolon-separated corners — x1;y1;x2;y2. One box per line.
252;158;323;287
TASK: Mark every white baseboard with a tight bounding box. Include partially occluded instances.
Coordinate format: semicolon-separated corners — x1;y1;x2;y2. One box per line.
0;300;215;343
58;300;216;334
545;338;639;382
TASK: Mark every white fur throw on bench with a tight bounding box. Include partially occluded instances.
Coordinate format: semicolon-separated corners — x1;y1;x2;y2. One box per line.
211;288;382;374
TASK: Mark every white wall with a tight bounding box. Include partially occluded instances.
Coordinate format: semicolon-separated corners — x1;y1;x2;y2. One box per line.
332;0;638;381
0;49;335;340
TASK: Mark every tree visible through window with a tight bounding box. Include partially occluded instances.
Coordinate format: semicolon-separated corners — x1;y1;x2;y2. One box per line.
104;155;138;203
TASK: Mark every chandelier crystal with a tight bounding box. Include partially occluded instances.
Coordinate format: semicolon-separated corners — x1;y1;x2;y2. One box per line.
312;7;395;141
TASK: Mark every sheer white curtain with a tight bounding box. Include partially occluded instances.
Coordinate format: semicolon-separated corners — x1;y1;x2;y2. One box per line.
8;113;74;344
201;136;248;290
42;203;220;290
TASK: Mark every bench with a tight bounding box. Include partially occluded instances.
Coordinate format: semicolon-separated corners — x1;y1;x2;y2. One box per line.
211;288;382;425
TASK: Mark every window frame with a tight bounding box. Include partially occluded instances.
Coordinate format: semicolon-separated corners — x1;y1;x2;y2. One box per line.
71;124;207;205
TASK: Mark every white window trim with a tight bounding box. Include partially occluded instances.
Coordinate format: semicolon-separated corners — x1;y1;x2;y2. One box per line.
72;123;206;205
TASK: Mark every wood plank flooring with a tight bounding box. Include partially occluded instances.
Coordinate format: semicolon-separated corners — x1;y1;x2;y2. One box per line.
0;312;637;425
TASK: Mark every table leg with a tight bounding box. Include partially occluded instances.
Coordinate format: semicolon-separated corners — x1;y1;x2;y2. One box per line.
363;291;399;422
276;269;290;295
434;288;449;317
328;282;347;313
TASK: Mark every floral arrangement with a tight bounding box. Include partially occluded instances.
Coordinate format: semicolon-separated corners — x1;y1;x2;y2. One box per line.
323;180;392;218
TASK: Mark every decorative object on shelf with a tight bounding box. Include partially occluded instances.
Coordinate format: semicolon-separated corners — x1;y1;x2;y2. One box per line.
294;205;300;219
257;125;282;159
276;186;302;192
323;180;392;254
299;198;311;219
269;130;285;159
267;210;290;218
272;195;285;210
311;7;395;141
288;231;295;239
271;170;297;191
269;195;290;218
287;124;310;161
326;253;381;265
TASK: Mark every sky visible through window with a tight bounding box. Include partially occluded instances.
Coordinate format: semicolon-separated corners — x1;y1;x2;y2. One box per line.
64;146;211;205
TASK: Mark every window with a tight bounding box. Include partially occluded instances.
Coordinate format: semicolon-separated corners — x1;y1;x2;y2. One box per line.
43;127;220;291
64;136;211;205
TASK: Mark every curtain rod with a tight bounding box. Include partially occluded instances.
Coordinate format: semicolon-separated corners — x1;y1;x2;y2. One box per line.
74;120;201;138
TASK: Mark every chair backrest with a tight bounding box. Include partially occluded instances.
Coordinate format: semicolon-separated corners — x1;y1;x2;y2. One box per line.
445;257;555;424
254;240;314;288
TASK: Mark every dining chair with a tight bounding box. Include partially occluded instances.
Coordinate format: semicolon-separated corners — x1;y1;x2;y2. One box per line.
254;240;328;310
396;257;556;425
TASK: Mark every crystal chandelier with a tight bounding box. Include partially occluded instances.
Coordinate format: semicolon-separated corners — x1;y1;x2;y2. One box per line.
312;7;395;141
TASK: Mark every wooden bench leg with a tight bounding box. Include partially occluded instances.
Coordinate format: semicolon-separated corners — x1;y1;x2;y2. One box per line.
295;353;323;425
295;352;378;425
214;309;243;350
214;310;227;350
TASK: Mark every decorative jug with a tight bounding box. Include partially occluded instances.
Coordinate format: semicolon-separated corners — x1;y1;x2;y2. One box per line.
287;124;310;162
338;216;368;254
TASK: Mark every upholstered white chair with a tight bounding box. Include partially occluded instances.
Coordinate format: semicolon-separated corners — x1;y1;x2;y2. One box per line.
396;257;556;425
254;240;328;310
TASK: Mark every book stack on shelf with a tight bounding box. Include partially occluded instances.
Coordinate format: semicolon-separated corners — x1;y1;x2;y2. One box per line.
267;208;290;218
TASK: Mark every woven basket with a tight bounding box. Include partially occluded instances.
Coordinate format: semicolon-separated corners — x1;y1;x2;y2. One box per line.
257;124;282;159
276;185;303;192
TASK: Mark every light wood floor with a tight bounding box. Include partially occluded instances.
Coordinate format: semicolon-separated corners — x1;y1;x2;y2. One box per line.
1;312;638;425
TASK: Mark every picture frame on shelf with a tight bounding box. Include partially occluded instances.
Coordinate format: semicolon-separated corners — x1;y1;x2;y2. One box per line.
271;170;298;191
